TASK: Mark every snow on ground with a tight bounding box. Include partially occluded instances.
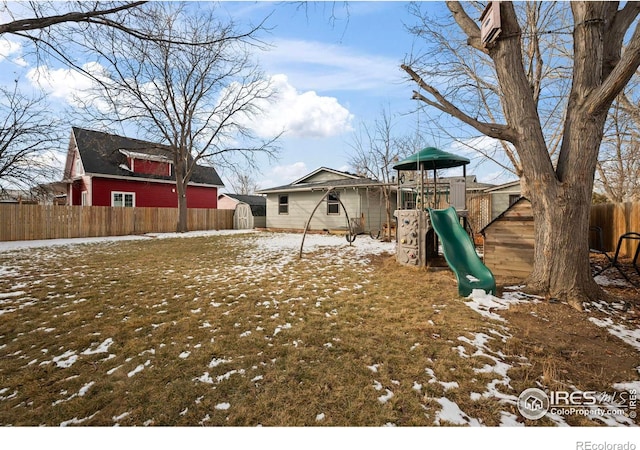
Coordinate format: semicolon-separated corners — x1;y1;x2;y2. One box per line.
1;230;638;427
461;280;640;427
0;229;254;253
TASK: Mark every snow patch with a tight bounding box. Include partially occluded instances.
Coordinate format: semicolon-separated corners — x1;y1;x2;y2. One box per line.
81;338;114;355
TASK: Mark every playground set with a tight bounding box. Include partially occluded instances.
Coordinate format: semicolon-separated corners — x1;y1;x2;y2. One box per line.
393;147;496;297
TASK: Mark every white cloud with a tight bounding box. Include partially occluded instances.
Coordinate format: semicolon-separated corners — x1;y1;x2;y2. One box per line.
26;63;98;105
257;162;310;189
271;161;309;182
0;38;21;59
448;136;502;158
0;37;27;67
250;74;354;139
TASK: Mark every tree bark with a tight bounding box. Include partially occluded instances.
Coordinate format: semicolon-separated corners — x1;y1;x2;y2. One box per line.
174;154;188;233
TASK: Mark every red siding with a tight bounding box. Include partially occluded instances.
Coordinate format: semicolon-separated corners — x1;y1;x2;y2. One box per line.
132;158;171;176
71;180;82;205
89;177;217;208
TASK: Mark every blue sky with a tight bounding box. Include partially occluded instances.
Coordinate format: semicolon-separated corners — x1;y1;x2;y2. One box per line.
0;1;515;191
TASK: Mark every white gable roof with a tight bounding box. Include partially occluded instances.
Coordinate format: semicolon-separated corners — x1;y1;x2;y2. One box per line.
290;167;361;185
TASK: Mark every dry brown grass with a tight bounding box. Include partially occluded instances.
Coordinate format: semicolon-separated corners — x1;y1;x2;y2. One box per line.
0;232;638;426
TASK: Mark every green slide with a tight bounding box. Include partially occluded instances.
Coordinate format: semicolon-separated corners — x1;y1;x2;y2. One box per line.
428;207;496;297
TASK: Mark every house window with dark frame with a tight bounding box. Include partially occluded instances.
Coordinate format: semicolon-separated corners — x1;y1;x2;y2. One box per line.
278;195;288;214
327;191;340;215
112;191;135;207
508;194;520;207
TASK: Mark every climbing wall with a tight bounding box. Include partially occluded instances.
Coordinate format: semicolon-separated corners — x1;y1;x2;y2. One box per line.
394;210;428;266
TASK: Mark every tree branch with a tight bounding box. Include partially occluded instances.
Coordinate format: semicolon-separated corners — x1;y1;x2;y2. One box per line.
586;19;640;114
401;64;515;142
0;2;147;34
445;1;486;52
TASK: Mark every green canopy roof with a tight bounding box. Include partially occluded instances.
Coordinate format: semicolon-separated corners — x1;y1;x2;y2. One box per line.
393;147;470;171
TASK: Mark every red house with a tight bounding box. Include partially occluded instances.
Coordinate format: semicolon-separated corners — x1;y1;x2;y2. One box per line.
62;127;224;208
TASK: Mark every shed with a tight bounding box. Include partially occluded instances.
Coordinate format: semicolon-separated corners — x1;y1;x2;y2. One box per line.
217;193;266;228
481;197;534;279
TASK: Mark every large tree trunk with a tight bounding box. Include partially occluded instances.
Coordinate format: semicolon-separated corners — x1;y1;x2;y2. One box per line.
176;184;188;233
526;184;604;308
175;156;189;233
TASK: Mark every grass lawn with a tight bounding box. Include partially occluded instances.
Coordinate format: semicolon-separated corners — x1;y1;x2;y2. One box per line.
0;231;638;427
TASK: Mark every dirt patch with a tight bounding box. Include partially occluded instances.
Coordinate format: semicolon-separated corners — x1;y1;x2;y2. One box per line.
502;300;639;391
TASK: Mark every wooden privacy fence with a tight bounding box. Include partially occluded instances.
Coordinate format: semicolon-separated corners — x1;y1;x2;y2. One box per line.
590;202;640;257
0;204;234;242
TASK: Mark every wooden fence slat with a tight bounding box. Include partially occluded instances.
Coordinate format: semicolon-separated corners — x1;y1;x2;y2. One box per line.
590;202;640;257
0;204;233;242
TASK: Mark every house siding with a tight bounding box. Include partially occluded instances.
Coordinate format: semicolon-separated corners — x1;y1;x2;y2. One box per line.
360;189;396;232
483;199;533;279
303;171;354;183
487;182;521;220
131;158;171;177
265;189;362;231
263;187;395;232
86;177;217;208
217;196;238;209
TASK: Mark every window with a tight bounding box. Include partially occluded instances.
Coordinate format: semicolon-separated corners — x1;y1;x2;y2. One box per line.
327;192;340;215
75;153;84;176
112;192;135;207
508;194;520;207
278;195;288;214
81;191;87;206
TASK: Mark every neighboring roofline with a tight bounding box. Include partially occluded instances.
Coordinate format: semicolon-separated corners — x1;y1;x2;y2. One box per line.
256;181;394;194
482;179;521;193
289;166;361;186
218;193;265;200
65;172;223;188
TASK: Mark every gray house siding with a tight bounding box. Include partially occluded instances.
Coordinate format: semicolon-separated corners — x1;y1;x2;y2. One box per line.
266;189;362;231
265;188;396;232
488;182;521;220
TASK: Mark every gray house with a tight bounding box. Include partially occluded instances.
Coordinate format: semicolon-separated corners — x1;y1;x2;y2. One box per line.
256;167;396;234
467;180;522;232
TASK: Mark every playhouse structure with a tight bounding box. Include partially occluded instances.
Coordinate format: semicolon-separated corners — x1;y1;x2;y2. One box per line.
393;147;496;296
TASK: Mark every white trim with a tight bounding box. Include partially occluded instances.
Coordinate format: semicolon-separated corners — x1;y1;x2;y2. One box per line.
75;151;84;176
119;149;172;164
289;167;361;186
111;191;136;207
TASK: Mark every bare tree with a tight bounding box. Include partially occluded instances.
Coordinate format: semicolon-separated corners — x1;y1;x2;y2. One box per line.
77;2;279;232
0;81;63;191
228;172;260;196
403;1;640;309
348;107;411;241
596;89;640;203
